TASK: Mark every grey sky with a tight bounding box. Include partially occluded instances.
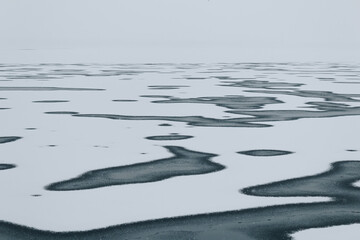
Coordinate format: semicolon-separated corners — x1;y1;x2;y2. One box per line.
1;0;359;62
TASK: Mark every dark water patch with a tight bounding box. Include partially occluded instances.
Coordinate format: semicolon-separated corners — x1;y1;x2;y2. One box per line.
186;77;207;80
33;100;69;103
31;194;42;197
47;145;57;147
228;106;360;126
159;123;172;126
112;99;138;102
346;149;357;152
46;146;224;191
0;164;16;170
242;161;360;200
237;149;293;156
0;136;22;144
145;135;193;141
317;77;335;81
141;95;173;98
73;101;360;128
334;81;360;84
246;89;360;102
3;75;60;80
213;76;249;80
97;70;151;76
0;108;10;110
0;87;104;91
0;98;6;100
336;74;359;77
304;101;350;111
142;95;283;110
73;114;271;128
93;145;109;148
25;128;36;130
220;80;304;90
2;161;360;239
45;111;79;115
148;85;189;90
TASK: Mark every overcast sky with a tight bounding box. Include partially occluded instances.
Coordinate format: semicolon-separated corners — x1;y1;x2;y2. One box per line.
1;0;359;62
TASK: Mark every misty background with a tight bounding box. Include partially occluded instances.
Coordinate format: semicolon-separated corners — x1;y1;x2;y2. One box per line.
1;0;359;62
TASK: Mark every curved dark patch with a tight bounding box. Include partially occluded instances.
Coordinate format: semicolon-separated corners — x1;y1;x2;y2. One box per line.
0;164;16;170
2;161;360;239
237;149;293;157
0;136;22;144
241;161;360;199
25;128;37;130
145;135;193;141
158;123;172;126
46;146;224;191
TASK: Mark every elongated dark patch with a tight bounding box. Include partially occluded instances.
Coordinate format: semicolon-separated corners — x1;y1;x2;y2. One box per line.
45;111;79;115
0;87;104;91
145;135;193;141
0;136;22;144
237;149;293;156
33;100;69;103
148;85;189;90
220;80;304;90
112;99;137;102
0;164;16;170
46;146;224;191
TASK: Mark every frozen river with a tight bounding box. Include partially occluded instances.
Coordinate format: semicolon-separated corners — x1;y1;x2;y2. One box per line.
1;62;360;239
